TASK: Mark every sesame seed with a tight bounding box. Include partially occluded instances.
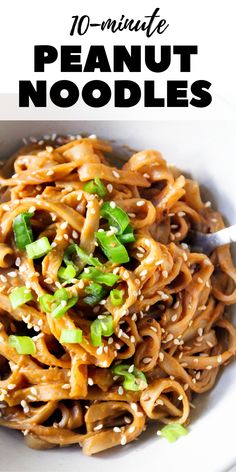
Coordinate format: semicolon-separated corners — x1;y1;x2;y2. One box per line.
217;355;222;363
62;383;71;389
165;333;174;342
15;257;21;267
96;346;103;355
198;328;203;337
129;425;135;433
118;386;124;395
110;201;116;209
181;243;188;250
29;206;36;213
46;169;54;176
112;170;120;179
128;213;136;218
30;387;37;395
156;430;162;436
130;403;138;412
93;423;103;431
150;326;157;332
88;378;94;386
136;201;145;207
206;365;213;370
143;357;152;364
113;426;121;433
21;400;29;413
171;314;178;322
60;221;68;230
197;277;203;284
0;275;7;283
178;395;183;401
155;399;164;406
2;204;10;211
140;269;147;277
8;271;17;278
178;211;186;217
120;435;126;445
7;383;16;390
130;335;135;343
143;173;150;179
204;201;211;207
162;270;168;278
203;259;212;266
159;352;164;362
184;383;189;391
107;184;113;193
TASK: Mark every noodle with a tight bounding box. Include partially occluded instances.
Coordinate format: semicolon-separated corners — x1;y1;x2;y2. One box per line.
0;135;235;455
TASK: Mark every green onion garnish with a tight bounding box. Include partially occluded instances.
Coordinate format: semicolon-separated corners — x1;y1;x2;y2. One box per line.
9;286;33;309
83;177;107;197
13;212;34;250
51;296;78;319
79;267;119;287
90;315;114;346
83;282;106;306
63;244;102;271
112;364;147;391
110;289;123;306
39;288;78;319
95;231;129;264
117;224;135;244
8;335;36;355
159;424;188;443
100;202;129;235
60;328;83;344
26;237;51;259
58;264;77;281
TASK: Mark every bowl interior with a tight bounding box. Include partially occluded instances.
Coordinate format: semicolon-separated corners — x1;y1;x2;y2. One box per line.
0;120;235;472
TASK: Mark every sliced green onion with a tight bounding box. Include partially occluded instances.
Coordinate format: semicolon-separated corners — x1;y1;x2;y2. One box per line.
95;231;129;264
13;212;34;250
79;267;119;287
90;319;102;346
60;328;83;344
39;288;77;319
39;294;54;313
110;289;123;306
83;282;106;306
9;286;33;309
8;335;36;355
118;224;135;244
112;364;147;391
99;315;113;337
90;315;114;346
160;424;188;443
58;264;77;281
54;288;69;301
100;202;129;235
51;296;78;319
64;244;102;271
84;177;107;197
26;237;51;259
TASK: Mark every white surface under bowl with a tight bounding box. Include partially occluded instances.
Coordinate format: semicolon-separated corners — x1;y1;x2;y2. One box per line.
0;121;235;472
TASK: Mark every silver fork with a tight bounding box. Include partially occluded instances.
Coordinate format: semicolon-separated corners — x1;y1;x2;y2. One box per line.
186;225;236;255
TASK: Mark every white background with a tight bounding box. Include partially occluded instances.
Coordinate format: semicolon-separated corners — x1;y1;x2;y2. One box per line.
0;0;235;119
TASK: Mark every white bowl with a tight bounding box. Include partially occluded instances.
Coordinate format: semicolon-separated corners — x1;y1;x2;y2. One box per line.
0;121;235;472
